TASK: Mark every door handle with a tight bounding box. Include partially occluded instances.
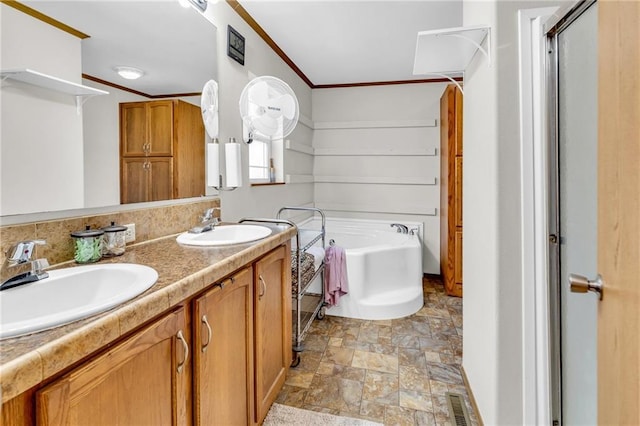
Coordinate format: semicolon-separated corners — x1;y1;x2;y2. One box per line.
569;273;604;300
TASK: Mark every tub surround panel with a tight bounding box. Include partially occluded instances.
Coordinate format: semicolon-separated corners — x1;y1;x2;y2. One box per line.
311;83;447;275
0;217;295;403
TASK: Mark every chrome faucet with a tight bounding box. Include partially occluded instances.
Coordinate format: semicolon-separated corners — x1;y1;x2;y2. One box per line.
189;207;220;234
1;240;50;291
390;224;409;234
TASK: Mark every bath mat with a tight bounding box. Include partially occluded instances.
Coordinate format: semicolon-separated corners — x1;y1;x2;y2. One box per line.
263;403;383;426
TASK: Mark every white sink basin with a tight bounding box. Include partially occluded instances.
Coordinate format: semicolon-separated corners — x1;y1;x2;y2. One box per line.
0;263;158;339
176;224;272;246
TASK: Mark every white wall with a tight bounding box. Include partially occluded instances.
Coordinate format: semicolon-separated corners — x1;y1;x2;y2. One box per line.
0;5;84;215
311;84;447;274
462;0;565;424
205;2;314;221
82;79;146;208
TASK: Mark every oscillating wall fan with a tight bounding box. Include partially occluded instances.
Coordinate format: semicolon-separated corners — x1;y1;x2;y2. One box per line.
239;76;299;143
201;79;219;138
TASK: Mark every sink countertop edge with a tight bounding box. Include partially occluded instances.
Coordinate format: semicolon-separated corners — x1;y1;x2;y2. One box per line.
0;224;296;403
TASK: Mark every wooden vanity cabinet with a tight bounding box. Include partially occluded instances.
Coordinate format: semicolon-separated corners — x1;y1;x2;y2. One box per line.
120;99;205;204
4;244;292;426
36;307;191;426
253;244;292;424
193;266;254;426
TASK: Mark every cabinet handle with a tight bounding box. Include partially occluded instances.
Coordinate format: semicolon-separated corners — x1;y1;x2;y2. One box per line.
201;315;212;353
176;330;189;373
258;275;266;299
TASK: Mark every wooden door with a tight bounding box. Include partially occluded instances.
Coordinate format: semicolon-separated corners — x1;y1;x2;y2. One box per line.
253;244;292;424
120;102;147;157
597;1;640;423
194;267;253;426
36;308;189;426
148;157;174;202
148;101;174;156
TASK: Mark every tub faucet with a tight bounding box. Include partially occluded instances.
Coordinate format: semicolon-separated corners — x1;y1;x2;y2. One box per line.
390;224;409;234
1;240;50;291
189;208;220;234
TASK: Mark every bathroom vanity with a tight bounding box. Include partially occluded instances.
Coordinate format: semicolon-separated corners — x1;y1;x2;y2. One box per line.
0;224;295;426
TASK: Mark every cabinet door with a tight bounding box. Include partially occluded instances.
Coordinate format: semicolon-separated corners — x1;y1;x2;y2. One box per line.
454;86;463;157
148;157;174;202
194;267;253;426
148;101;174;156
173;101;205;199
454;157;463;228
36;308;190;426
120;102;147;157
253;244;292;424
121;157;149;204
454;230;463;285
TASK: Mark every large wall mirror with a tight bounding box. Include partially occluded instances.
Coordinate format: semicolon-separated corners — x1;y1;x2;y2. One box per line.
1;1;217;217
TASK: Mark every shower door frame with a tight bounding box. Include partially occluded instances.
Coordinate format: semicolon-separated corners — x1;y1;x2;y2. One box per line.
544;1;598;425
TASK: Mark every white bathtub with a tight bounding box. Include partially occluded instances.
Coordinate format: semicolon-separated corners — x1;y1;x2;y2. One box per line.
298;217;424;320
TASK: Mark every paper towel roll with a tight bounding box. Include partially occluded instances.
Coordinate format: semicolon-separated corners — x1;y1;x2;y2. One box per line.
225;142;243;188
206;142;220;187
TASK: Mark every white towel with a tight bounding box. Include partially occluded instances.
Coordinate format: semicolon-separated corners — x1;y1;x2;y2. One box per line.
306;246;325;270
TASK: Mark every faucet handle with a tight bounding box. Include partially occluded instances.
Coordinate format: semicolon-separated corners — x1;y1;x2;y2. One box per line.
201;207;220;221
31;258;50;276
6;240;46;264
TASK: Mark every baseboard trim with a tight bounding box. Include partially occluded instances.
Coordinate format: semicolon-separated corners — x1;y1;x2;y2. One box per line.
461;365;484;426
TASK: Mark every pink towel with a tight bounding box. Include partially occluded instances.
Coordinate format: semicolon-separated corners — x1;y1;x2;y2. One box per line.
324;245;349;307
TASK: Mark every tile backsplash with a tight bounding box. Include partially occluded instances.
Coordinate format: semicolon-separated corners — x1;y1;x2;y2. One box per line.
0;199;220;267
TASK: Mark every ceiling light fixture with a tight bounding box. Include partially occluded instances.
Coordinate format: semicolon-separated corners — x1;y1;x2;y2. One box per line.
177;0;207;12
114;66;145;80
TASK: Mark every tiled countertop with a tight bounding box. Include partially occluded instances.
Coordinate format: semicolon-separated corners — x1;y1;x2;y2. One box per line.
0;223;296;403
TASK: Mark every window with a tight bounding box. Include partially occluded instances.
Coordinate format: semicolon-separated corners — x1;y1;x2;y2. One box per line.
248;135;284;185
249;140;270;182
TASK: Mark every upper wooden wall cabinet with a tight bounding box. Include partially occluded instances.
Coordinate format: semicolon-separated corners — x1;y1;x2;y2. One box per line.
440;84;463;297
120;100;205;204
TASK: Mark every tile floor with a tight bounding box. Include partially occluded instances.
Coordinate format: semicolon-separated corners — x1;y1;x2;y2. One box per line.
276;276;479;426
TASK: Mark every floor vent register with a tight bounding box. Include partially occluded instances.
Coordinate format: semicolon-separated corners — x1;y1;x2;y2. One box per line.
445;392;472;426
